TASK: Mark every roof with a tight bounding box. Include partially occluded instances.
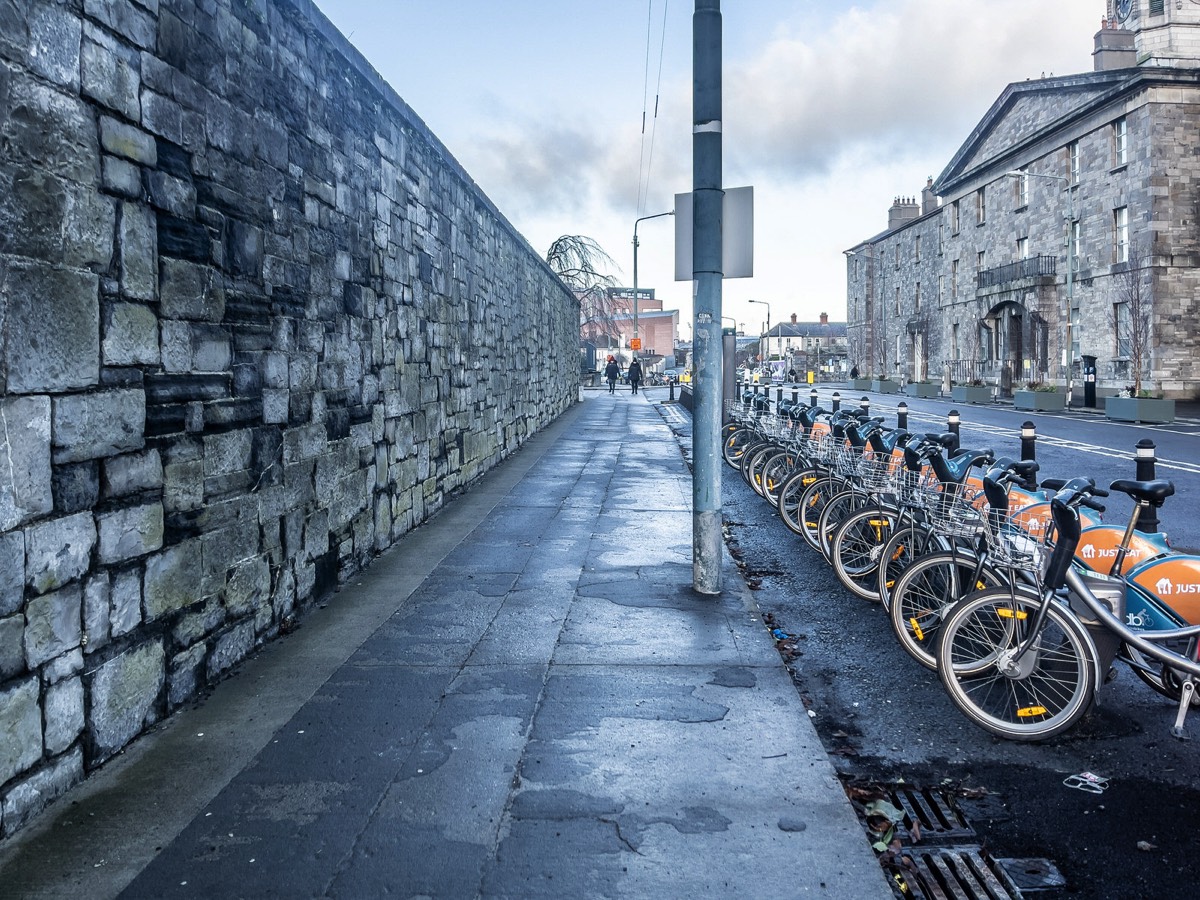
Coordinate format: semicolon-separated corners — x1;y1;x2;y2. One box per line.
767;322;848;339
932;66;1195;195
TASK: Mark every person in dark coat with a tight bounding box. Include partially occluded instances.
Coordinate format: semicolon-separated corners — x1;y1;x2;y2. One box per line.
627;358;643;395
604;356;620;394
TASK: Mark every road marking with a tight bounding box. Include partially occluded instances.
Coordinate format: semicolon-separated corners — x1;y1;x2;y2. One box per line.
901;411;1200;474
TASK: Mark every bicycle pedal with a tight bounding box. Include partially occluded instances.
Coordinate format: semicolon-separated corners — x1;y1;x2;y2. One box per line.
1104;666;1119;685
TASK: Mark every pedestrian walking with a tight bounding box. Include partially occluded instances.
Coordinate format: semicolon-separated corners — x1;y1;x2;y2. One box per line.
604;356;620;394
628;358;643;395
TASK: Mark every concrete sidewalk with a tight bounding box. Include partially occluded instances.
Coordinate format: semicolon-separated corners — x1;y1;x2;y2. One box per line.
0;391;892;899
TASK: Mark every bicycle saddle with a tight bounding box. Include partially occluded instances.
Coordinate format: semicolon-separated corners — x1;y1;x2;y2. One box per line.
1108;479;1175;506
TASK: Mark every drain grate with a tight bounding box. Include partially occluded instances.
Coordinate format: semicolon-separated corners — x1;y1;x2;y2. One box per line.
906;846;1018;900
845;782;1064;900
889;786;976;843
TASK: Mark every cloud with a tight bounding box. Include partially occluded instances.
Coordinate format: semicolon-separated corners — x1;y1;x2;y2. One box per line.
722;0;1099;180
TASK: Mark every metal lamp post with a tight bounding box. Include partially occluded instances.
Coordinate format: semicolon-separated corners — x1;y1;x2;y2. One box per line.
633;211;674;356
1007;169;1077;406
748;299;770;367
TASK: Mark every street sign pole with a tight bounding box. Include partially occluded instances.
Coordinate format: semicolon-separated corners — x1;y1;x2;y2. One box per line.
692;0;723;595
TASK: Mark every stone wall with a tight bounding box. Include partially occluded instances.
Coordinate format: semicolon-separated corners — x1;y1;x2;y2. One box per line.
0;0;579;838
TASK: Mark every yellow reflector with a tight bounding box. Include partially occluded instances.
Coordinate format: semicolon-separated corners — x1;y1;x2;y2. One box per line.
909;618;925;642
996;608;1027;620
1017;706;1047;718
891;545;906;562
869;520;890;527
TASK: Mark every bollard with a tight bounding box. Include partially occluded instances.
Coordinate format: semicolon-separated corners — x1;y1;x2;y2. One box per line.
947;409;961;453
832;391;841;413
777;386;784;406
1135;439;1160;533
1020;421;1036;462
669;377;676;402
792;387;800;405
860;396;871;416
810;387;818;408
897;401;908;431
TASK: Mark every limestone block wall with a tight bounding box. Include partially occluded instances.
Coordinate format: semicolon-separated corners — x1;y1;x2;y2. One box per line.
0;0;579;838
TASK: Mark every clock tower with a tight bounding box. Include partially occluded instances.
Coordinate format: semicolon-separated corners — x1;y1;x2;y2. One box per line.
1111;0;1200;67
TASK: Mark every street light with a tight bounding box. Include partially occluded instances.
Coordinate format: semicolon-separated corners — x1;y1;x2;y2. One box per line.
1006;169;1078;406
633;211;674;355
748;299;770;366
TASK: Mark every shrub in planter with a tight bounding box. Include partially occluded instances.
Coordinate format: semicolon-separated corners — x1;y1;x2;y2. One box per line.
904;382;938;398
1105;395;1175;424
951;384;993;404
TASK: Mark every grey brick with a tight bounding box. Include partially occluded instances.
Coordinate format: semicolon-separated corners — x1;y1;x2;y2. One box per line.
51;389;145;464
0;615;25;680
28;4;82;89
102;155;143;198
82;573;111;652
24;584;82;669
43;676;84;755
0;678;41;786
24;512;97;595
87;640;163;763
160;259;226;322
143;540;202;621
103;302;160;366
2;262;99;394
103;449;163;498
1;747;83;838
80;32;141;121
84;0;157;50
119;203;158;302
0;396;53;533
99;116;157;165
110;567;142;637
96;502;164;564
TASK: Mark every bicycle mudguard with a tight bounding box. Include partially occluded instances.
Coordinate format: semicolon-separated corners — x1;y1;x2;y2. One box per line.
1125;555;1200;626
1076;525;1171;574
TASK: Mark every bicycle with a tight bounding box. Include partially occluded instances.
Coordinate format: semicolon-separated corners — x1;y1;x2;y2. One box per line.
935;477;1200;741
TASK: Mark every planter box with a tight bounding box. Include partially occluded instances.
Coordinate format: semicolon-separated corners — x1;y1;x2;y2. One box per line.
871;379;900;394
904;383;939;399
1013;390;1066;412
952;385;993;404
1105;396;1175;424
850;378;872;391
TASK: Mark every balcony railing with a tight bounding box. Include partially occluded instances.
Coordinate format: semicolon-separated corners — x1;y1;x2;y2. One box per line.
976;254;1056;290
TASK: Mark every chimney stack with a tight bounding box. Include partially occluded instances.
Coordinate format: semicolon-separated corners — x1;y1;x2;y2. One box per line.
819;312;829;326
888;195;920;230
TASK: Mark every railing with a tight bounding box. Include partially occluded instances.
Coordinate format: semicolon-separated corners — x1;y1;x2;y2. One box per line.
976;254;1056;290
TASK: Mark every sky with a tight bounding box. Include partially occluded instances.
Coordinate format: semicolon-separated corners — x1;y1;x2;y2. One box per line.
312;0;1105;339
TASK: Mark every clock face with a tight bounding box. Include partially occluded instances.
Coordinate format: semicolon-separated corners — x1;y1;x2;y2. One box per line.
1117;0;1133;20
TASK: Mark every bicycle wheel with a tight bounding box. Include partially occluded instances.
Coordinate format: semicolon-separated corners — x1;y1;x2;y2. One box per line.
876;524;950;609
829;506;901;601
817;488;868;561
761;449;797;508
1119;643;1200;705
777;468;820;537
722;427;754;468
742;441;777;494
936;587;1098;741
889;551;1005;670
796;476;842;553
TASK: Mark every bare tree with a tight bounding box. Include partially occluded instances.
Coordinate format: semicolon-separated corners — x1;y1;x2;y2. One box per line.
546;235;621;344
1109;238;1153;396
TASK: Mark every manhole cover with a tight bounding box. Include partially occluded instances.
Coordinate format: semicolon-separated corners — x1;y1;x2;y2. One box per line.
994;858;1066;893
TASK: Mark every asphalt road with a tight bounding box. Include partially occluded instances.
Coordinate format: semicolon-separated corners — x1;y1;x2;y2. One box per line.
650;385;1200;900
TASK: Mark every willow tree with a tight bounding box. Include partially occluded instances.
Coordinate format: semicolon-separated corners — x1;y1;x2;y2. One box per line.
546;235;620;344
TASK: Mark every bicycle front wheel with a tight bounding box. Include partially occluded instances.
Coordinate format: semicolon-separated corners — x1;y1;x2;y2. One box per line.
889;551;1005;670
936;588;1098;741
829;506;900;601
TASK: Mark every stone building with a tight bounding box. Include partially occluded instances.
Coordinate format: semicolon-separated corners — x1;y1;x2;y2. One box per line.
759;313;849;379
846;1;1200;400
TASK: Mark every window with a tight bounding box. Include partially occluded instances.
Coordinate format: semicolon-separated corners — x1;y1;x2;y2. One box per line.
976;250;986;271
951;199;961;234
914;234;922;263
895;287;901;316
1017;237;1029;260
938;274;945;305
1069;220;1081;271
951;323;960;359
1150;0;1165;14
1113;117;1127;167
1114;206;1129;263
1015;171;1029;208
951;259;959;298
894;244;900;269
976;187;986;225
915;281;921;311
1067;140;1080;184
938;221;945;254
1114;302;1133;357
